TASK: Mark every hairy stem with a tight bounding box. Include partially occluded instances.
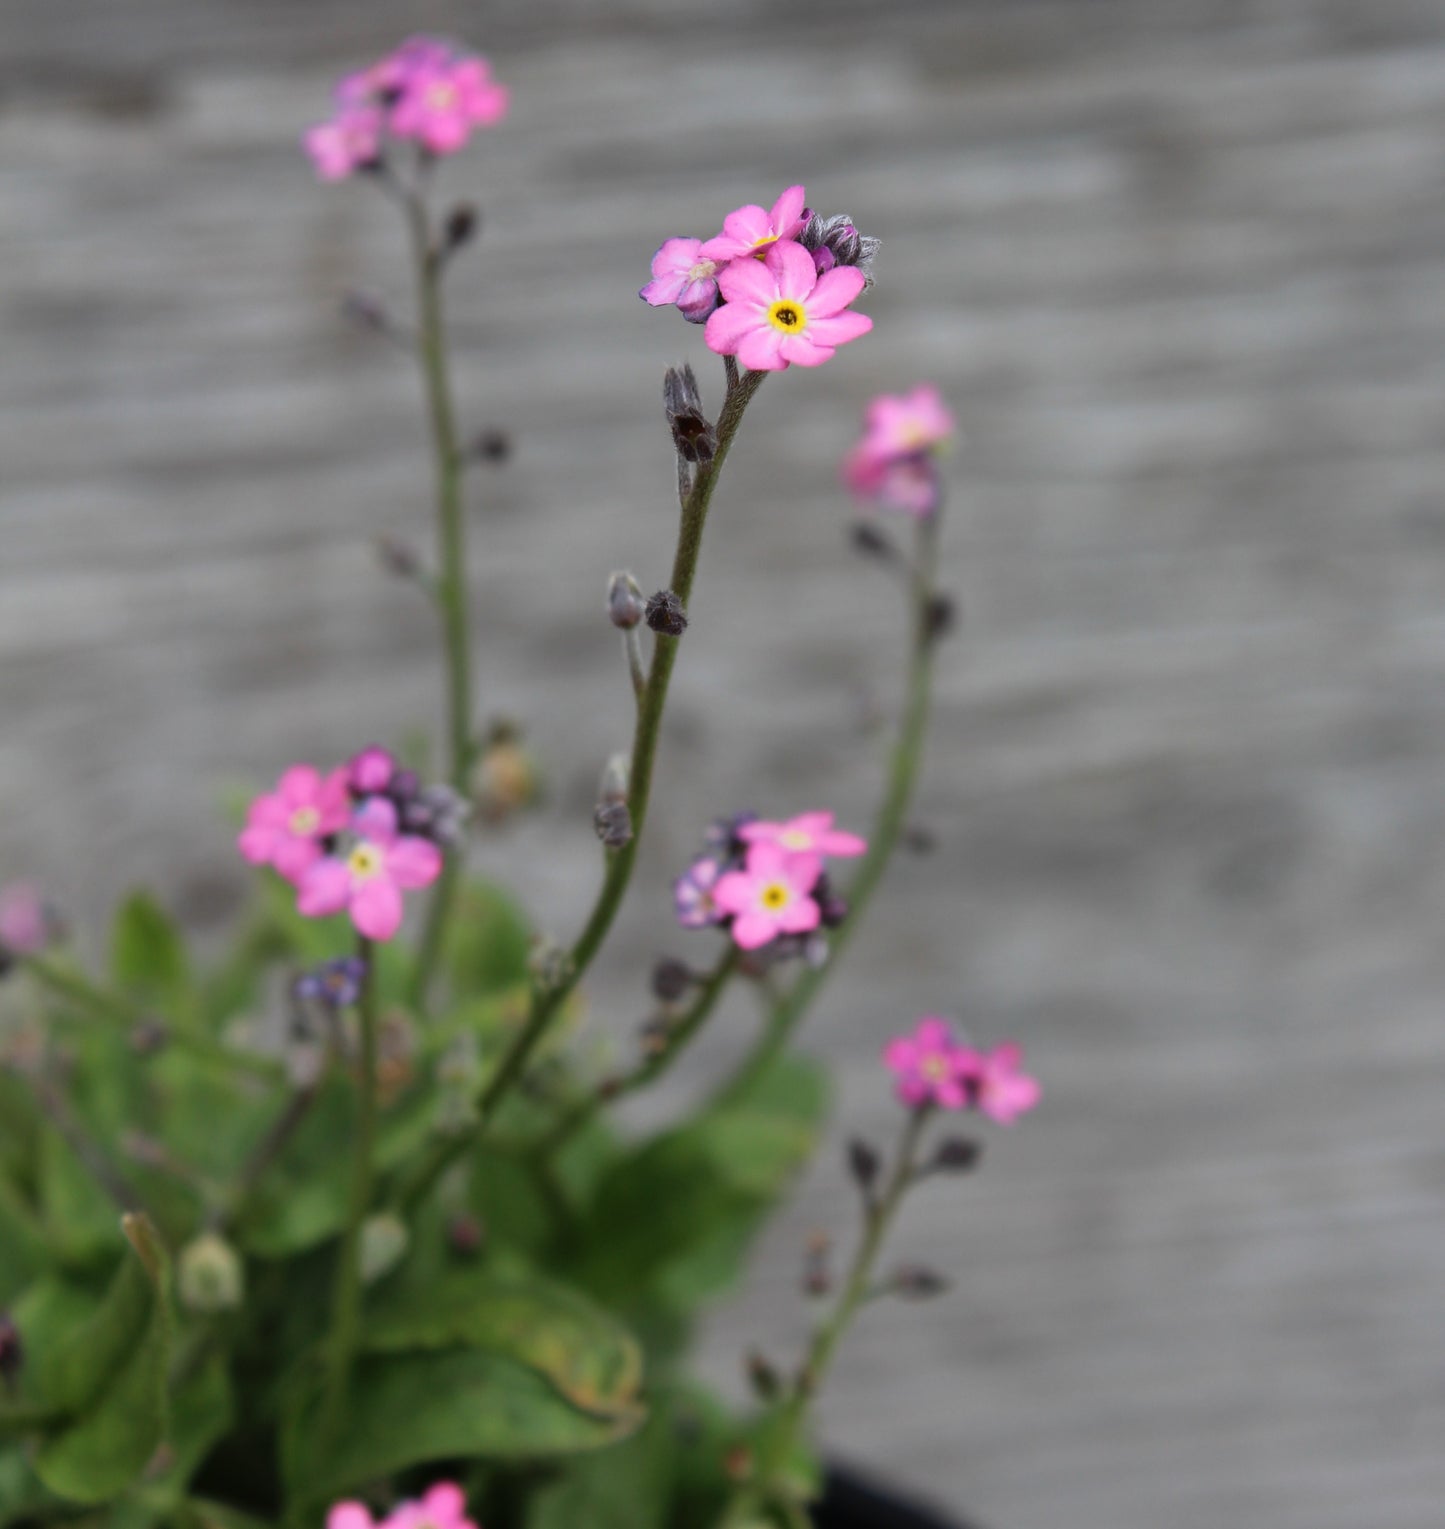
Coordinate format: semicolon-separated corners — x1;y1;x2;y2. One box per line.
396;366;766;1213
316;940;378;1452
724;1108;930;1525
712;513;940;1108
407;184;475;1012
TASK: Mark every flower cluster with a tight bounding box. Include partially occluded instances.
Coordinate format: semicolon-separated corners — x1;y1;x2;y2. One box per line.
674;810;866;954
238;748;462;941
328;1482;477;1529
883;1016;1040;1124
641;185;876;371
844;384;955;517
305;36;509;182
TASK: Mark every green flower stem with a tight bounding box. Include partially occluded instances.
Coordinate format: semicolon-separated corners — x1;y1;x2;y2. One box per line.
316;939;379;1452
723;1108;931;1527
536;944;739;1158
711;512;940;1110
23;956;286;1087
406;183;476;1013
395;366;766;1215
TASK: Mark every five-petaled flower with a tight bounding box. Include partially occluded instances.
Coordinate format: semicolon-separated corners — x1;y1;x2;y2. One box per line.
882;1016;978;1111
844;384;955;516
705;241;872;372
712;842;823;950
962;1042;1041;1125
738;811;867;864
389;55;509;155
297;798;443;942
699;184;809;263
238;765;351;886
639;238;722;324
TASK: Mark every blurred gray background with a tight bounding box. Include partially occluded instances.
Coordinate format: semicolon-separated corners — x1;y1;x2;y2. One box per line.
4;1;1445;1525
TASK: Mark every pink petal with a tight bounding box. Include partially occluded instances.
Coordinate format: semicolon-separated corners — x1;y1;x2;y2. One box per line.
716;255;779;307
641;272;688;306
778;333;833;368
327;1506;375;1529
351;878;404;942
736;327;788;371
278;765;321;808
807;265;867;317
935;1078;970;1111
297;858;351;919
895;1075;930;1107
765;240;819;302
352;796;399;846
711;869;754;916
741;842;788;878
769;184;808;238
915;1017;955;1051
731;910;780;950
237;824;281;865
421;1484;468;1520
802;311;873;348
316;770;353;831
245;793;291;831
651;237;702;280
882;1037;920;1070
820;829;867;857
273;836;323;885
778;896;821;936
704;300;765;357
387;835;443;890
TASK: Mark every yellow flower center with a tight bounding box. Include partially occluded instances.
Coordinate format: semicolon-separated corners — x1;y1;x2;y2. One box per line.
289;806;320;836
779;829;811;850
922;1054;949;1082
347;844;383;881
687;258;718;284
426;82;457;110
760;882;791;911
767;300;806;333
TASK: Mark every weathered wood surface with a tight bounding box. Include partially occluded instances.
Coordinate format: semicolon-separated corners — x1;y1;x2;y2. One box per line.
4;2;1445;1525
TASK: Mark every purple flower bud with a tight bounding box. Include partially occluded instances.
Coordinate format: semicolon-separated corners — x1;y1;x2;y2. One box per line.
651;957;695;1003
663;364;717;464
645;589;688;637
607;571;646;630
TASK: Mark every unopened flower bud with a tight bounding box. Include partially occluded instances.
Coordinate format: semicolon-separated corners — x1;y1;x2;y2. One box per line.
527;936;573;991
931;1136;982;1174
401;783;471;846
925;593;957;641
662;363;717;464
442;202;479;254
814;876;849;929
607;571;646;630
651;957;695;1003
645;590;688;637
448;1212;485;1256
597;754;629;805
850;522;898;561
745;1350;781;1401
0;1313;23;1392
359;1212;410;1285
178;1232;245;1314
800;212;881;286
803;1230;832;1297
892;1264;950;1300
594;800;633;850
847;1137;880;1194
469;428;512;464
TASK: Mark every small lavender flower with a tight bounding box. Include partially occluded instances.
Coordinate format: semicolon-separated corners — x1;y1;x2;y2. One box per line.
401;783;471;846
674;857;724;929
293;956;368;1010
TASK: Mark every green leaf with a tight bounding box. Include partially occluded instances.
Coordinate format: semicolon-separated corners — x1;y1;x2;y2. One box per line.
568;1055;828;1317
111;892;190;1008
38;1128;124;1270
445;880;534;998
524;1403;675;1529
365;1269;643;1420
31;1215;174;1505
0;1178;48;1305
286;1348;643;1505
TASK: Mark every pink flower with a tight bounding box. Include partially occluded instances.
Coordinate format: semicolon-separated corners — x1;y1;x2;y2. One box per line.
738;811;866;861
860;385;955;459
304;106;383;182
327;1506;377;1529
882;1017;977;1111
712;843;822;951
0;884;55;956
844;385;955;516
705;241;872;372
296;798;442;942
640;238;722;323
699;185;808;263
338;36;453;106
390;56;509;155
387;1482;478;1529
961;1043;1040;1125
238;765;351;885
348;744;397;796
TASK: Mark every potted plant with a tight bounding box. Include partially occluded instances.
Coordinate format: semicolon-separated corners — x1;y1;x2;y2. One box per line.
0;35;1037;1529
